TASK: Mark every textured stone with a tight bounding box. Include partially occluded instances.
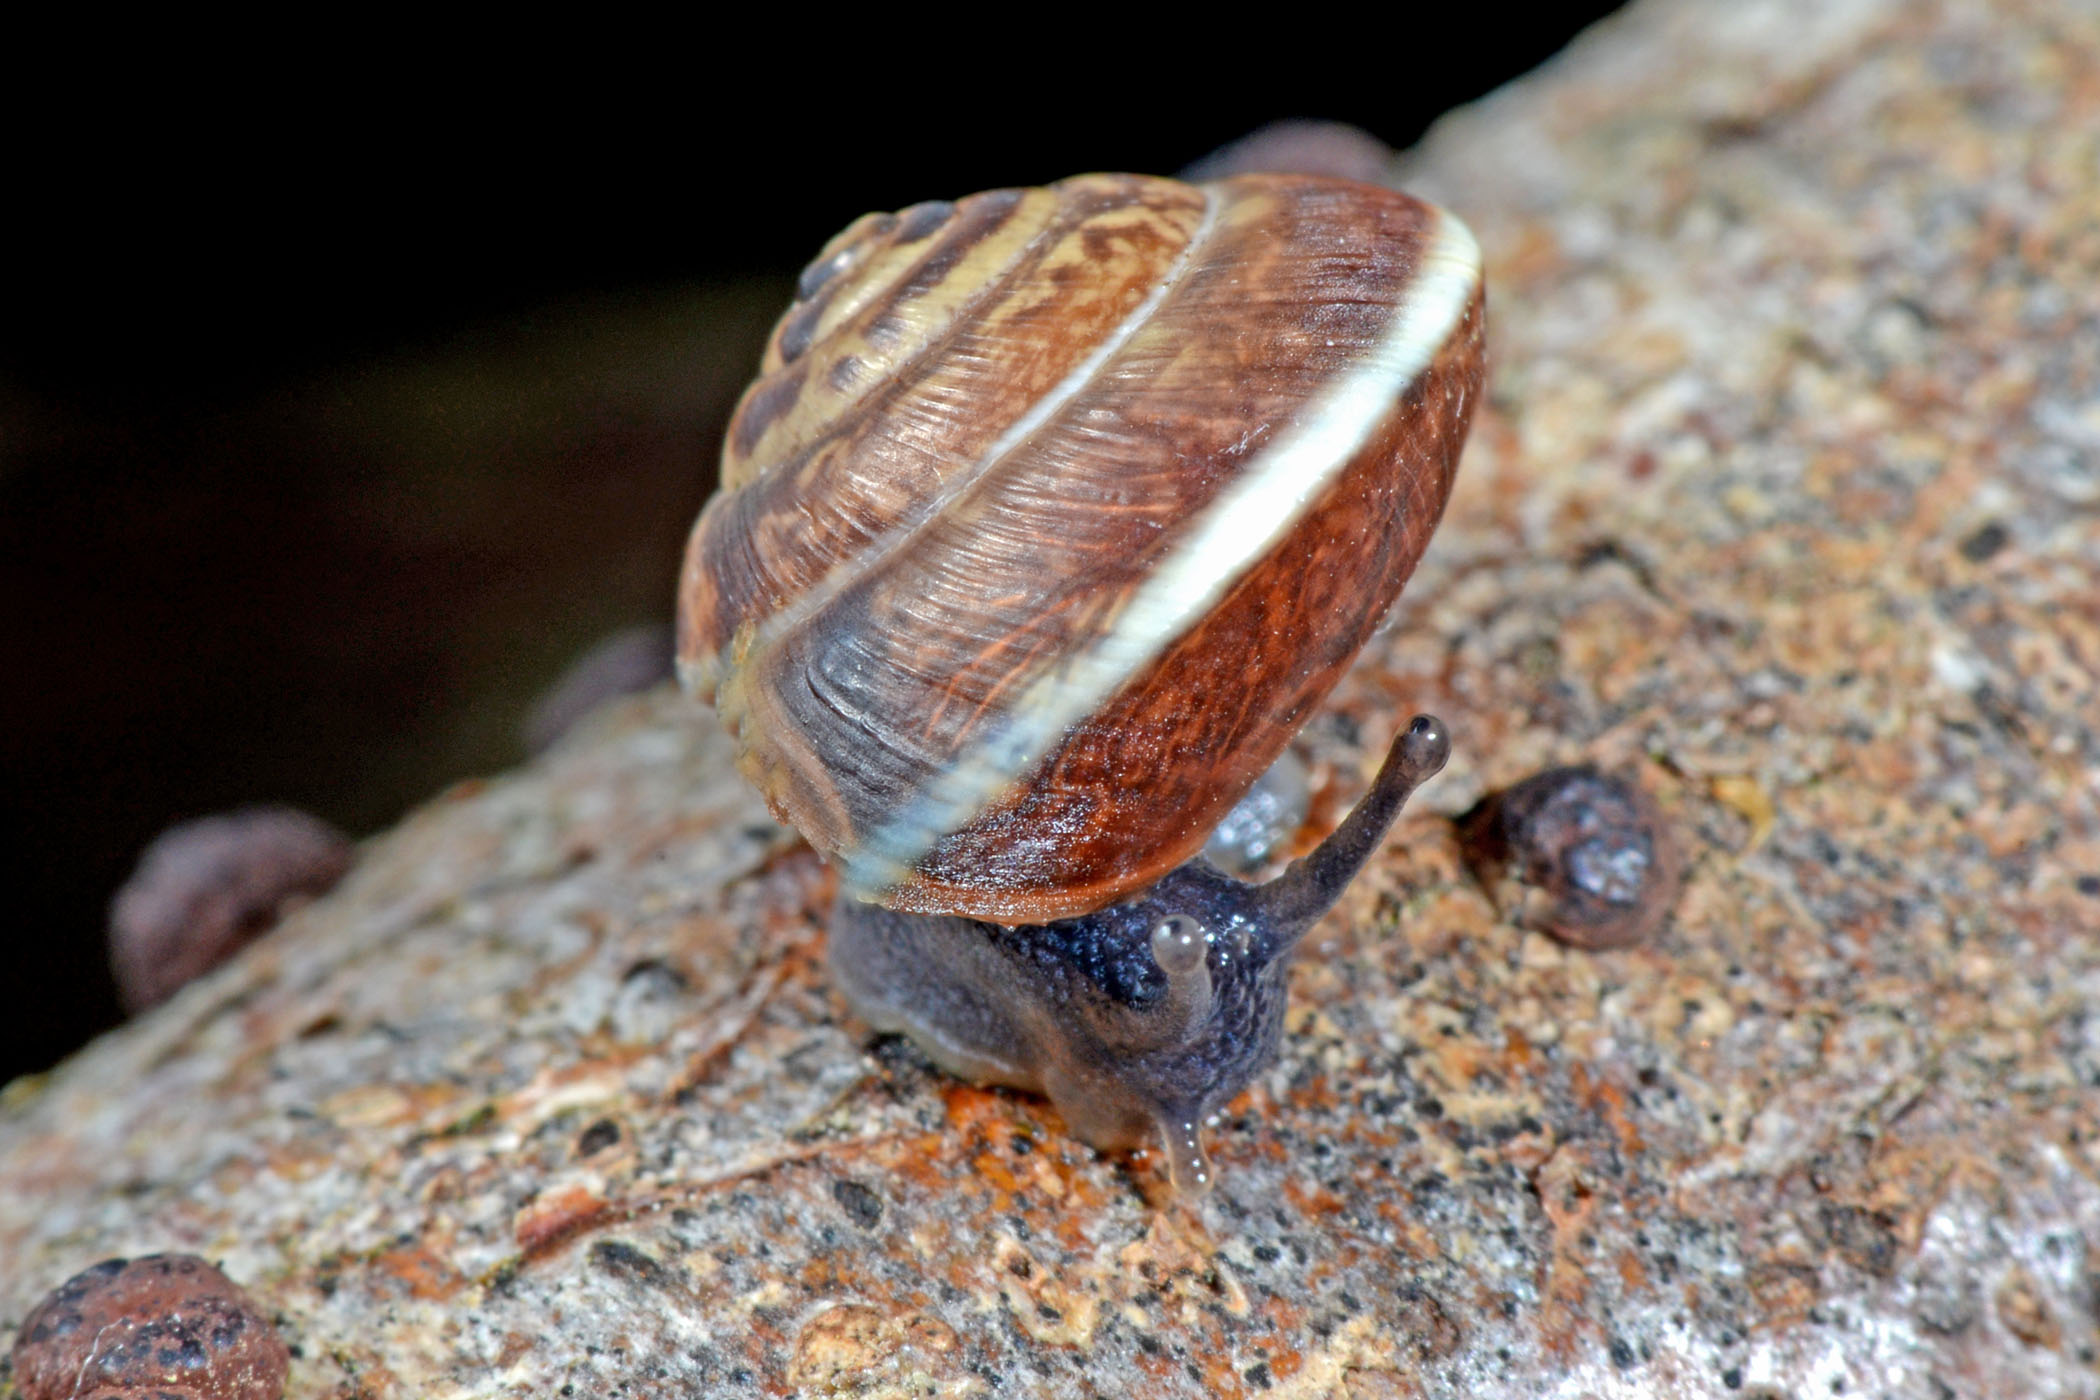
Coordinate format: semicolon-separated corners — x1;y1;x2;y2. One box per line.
5;1;2098;1396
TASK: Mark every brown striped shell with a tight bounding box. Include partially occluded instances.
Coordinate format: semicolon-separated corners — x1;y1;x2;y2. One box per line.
677;172;1484;924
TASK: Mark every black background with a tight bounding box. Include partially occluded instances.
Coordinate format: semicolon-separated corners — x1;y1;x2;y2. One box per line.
3;11;1626;1082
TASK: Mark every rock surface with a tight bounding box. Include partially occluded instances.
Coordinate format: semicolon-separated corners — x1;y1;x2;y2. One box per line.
6;1;2098;1396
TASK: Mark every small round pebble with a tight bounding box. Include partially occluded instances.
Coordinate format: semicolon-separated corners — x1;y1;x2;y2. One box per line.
1178;120;1399;183
522;622;677;754
11;1254;289;1400
109;807;353;1013
1460;766;1682;949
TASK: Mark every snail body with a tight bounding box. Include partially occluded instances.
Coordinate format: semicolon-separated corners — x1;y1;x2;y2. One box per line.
834;717;1451;1190
678;172;1483;1189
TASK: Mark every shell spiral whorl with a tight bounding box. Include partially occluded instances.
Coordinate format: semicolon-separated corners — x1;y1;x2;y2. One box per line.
678;172;1485;924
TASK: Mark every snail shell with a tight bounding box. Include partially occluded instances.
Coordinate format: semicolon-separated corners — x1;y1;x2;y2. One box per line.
11;1254;289;1400
678;172;1484;924
1460;766;1682;949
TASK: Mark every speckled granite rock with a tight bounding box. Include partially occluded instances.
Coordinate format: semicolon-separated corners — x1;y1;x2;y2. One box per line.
6;0;2098;1396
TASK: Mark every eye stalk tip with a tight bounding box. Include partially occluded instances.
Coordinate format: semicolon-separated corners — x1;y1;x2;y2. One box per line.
1398;714;1451;784
1149;913;1209;977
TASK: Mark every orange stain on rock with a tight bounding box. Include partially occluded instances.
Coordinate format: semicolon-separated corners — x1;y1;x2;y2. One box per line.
938;1082;1014;1136
514;1181;610;1255
1571;1062;1647;1159
1282;1176;1348;1218
970;1149;1022;1197
1535;1145;1603;1361
373;1239;465;1300
1283;1075;1343;1115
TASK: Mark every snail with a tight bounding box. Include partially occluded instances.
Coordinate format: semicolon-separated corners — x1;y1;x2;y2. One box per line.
109;806;354;1014
1459;766;1682;949
11;1254;289;1400
677;172;1484;1191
